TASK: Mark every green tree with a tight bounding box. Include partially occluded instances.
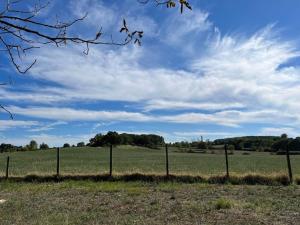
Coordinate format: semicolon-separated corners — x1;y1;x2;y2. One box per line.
28;140;38;150
63;143;70;148
77;142;85;147
102;131;122;146
281;133;288;139
39;143;49;150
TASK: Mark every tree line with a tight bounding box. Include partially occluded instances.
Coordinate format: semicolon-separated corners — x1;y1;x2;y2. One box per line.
213;134;300;152
0;131;165;153
2;133;300;153
88;132;165;149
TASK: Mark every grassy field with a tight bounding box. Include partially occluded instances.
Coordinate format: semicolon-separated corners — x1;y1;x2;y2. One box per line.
0;145;299;177
0;181;299;225
1;147;299;225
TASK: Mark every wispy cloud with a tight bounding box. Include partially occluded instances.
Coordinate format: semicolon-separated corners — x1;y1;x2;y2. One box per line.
2;2;300;140
8;106;153;122
29;121;67;132
0;120;39;131
2;133;94;147
259;127;299;137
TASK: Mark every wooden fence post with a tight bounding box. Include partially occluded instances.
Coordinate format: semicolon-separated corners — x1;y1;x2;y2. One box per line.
109;144;113;176
286;146;293;183
224;144;229;178
5;156;10;179
56;147;60;177
165;144;169;177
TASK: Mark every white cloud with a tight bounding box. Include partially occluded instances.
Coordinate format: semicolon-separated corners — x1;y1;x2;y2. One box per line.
29;121;67;132
172;131;245;141
143;100;245;111
2;2;300;132
0;120;39;131
8;106;153;122
160;9;212;47
259;127;299;137
3;133;94;147
7;105;299;128
70;0;158;38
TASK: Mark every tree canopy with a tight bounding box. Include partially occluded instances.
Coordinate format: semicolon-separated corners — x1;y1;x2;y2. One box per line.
89;131;165;149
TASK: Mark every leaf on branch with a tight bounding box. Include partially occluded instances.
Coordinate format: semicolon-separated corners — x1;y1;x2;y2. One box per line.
120;19;129;33
179;0;192;13
95;30;102;40
138;31;143;38
134;39;141;46
167;1;176;8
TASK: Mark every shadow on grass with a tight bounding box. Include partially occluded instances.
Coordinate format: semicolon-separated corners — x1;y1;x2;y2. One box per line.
0;173;297;185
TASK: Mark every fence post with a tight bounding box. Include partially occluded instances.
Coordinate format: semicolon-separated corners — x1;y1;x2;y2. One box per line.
165;144;169;177
56;147;60;177
224;144;229;179
5;156;10;179
109;144;113;176
286;146;293;183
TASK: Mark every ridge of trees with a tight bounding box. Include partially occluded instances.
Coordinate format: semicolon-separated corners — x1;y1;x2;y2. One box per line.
2;133;300;153
89;131;165;149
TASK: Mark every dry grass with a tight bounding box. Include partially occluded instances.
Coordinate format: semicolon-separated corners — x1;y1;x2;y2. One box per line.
0;173;296;185
0;181;299;225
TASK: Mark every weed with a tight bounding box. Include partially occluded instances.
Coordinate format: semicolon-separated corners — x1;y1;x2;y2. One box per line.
214;198;233;210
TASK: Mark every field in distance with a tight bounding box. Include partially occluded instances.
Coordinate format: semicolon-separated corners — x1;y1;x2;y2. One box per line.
0;145;299;177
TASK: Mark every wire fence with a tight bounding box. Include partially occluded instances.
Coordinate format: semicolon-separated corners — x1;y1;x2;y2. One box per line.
0;144;299;183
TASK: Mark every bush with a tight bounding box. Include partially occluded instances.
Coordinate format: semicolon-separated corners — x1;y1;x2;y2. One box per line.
77;142;85;147
63;143;70;148
39;143;49;150
214;198;233;210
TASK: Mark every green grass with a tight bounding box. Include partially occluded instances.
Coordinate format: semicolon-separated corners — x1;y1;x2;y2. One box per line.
0;146;299;177
0;181;299;225
213;198;233;210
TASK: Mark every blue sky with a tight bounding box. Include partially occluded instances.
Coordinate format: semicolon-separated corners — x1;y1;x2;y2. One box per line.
1;0;300;146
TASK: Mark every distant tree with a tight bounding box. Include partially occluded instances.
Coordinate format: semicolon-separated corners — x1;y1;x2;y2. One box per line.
102;131;122;146
89;134;104;147
39;143;49;150
271;139;290;152
89;132;164;148
281;133;288;139
0;143;21;153
63;143;70;148
197;141;207;149
287;138;300;152
28;140;38;150
77;142;85;147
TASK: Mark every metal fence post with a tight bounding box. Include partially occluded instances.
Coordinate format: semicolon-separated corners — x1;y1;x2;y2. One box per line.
5;156;10;179
56;147;60;177
109;144;113;176
165;144;169;177
224;144;229;178
286;146;293;183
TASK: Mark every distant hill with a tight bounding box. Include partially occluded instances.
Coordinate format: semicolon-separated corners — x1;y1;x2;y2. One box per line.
213;136;281;151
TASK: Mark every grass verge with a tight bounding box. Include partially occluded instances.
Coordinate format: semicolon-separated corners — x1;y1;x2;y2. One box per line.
0;173;297;185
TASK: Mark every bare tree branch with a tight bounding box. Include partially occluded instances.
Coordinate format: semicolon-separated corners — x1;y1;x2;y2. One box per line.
0;0;192;118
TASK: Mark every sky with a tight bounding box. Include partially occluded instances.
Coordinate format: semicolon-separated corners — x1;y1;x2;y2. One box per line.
1;0;300;146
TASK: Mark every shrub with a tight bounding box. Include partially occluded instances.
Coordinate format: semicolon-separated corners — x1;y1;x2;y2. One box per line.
63;143;70;148
77;142;85;147
214;198;233;210
39;143;49;150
